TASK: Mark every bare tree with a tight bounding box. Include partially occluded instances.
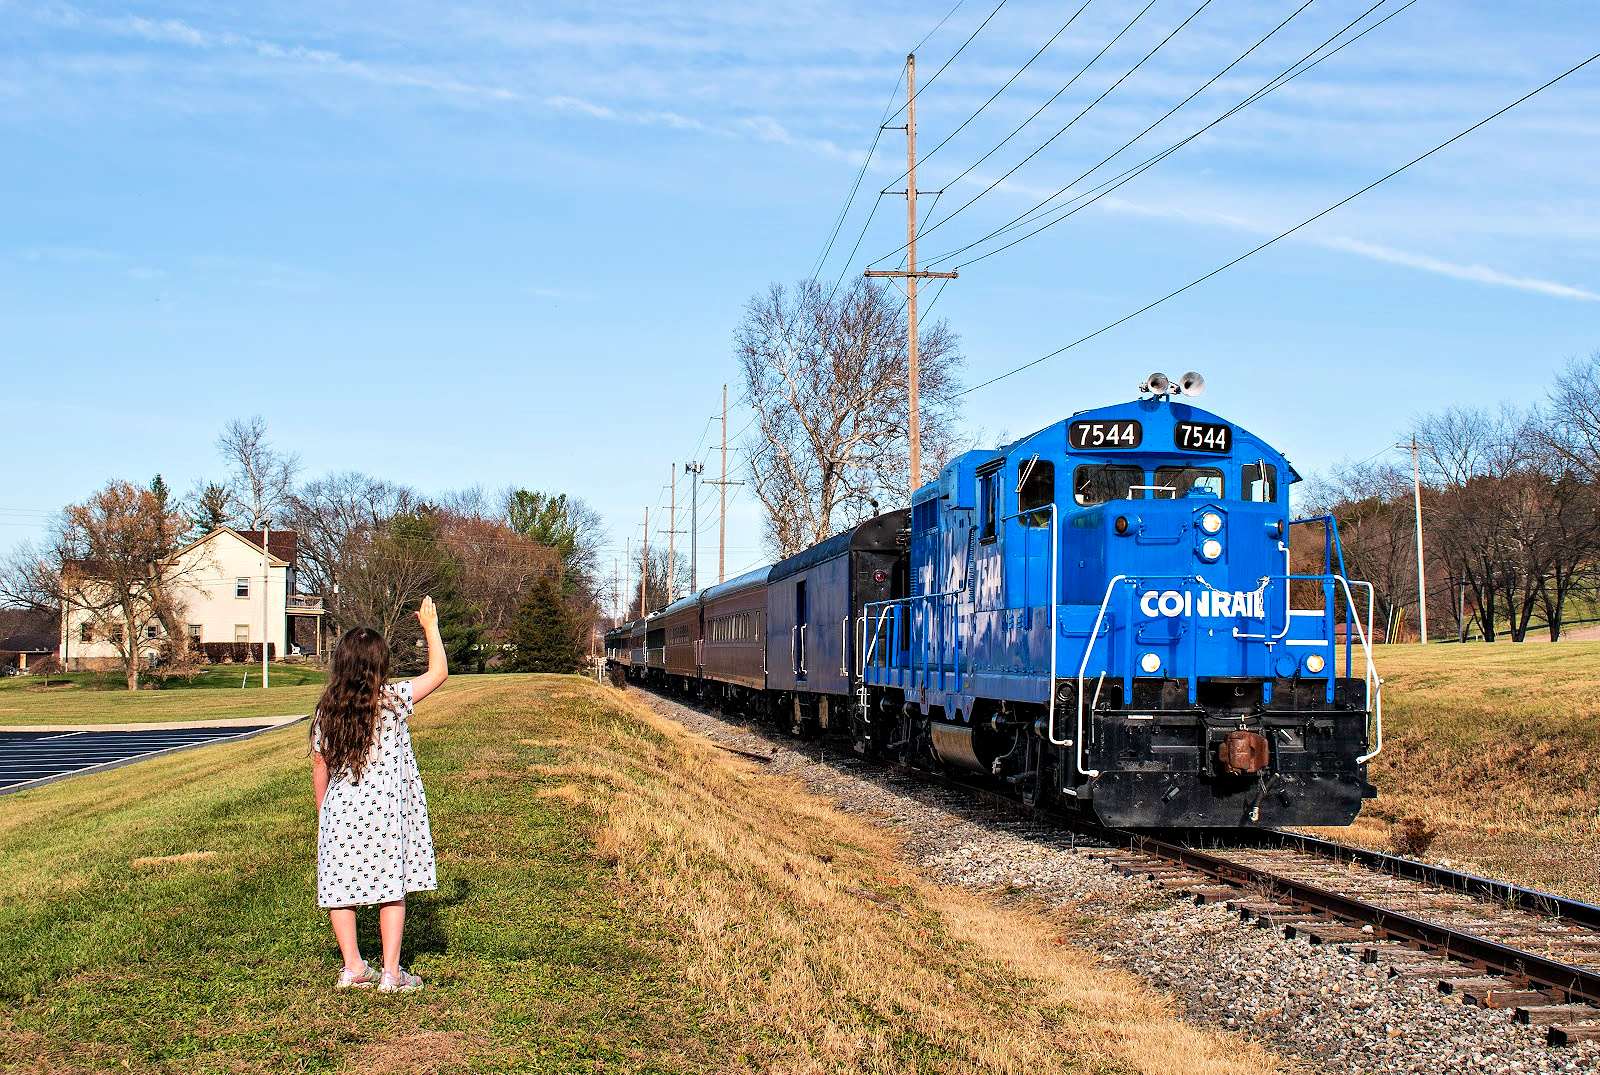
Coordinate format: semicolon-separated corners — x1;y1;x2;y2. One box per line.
55;481;201;689
1542;349;1600;480
435;511;558;650
288;472;416;630
629;547;688;619
1299;461;1419;639
337;509;449;652
737;278;962;557
217;416;301;527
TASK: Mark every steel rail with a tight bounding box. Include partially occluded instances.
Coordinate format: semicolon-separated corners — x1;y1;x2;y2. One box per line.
1104;825;1600;1007
1256;828;1600;932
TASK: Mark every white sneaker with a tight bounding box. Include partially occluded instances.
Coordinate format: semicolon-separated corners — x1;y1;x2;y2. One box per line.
378;967;423;993
335;962;380;989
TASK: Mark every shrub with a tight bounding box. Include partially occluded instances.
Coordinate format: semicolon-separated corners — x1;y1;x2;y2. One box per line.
197;642;276;664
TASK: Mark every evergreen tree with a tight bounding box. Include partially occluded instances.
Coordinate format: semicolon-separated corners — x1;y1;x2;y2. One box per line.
506;574;582;673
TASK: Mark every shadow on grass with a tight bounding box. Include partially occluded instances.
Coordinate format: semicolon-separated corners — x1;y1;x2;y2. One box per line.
352;878;473;961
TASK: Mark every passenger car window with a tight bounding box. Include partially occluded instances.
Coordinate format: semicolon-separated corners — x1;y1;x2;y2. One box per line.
1073;464;1145;505
1154;466;1224;499
1242;462;1278;503
1018;460;1055;526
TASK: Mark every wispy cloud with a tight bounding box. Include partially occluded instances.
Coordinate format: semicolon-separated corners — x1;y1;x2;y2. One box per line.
1095;194;1599;303
1313;236;1599;302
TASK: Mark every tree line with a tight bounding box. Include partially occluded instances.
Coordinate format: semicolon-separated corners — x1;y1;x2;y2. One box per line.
0;417;601;687
1305;350;1600;643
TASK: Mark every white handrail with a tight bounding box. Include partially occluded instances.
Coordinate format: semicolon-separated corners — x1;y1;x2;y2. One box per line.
1342;577;1384;764
1069;573;1129;778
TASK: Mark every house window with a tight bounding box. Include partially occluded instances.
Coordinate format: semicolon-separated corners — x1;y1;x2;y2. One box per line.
145;624;159;639
79;623;93;643
109;625;124;646
235;624;250;643
187;625;202;646
236;578;250;598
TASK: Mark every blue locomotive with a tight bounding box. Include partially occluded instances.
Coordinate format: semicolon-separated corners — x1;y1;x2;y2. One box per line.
606;373;1382;828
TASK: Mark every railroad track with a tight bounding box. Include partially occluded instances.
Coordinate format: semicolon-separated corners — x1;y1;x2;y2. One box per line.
641;686;1600;1048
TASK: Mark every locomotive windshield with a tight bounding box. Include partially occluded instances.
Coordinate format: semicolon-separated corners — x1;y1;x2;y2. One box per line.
1073;464;1144;505
1153;465;1224;499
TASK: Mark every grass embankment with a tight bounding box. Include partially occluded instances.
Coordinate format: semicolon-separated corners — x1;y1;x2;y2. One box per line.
0;665;325;726
0;675;1286;1075
1312;642;1600;902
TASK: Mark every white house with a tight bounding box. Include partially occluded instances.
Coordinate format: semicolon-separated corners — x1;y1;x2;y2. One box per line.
61;527;325;669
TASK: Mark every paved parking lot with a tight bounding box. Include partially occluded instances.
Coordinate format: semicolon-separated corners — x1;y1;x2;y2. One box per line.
0;724;285;793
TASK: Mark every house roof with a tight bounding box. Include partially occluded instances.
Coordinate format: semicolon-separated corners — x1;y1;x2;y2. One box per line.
235;528;298;565
166;526;295;567
0;633;55;653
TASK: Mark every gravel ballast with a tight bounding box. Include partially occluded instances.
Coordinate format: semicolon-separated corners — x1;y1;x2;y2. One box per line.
635;687;1600;1075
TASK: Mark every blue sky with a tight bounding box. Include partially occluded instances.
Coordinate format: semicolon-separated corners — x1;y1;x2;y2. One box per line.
3;0;1596;606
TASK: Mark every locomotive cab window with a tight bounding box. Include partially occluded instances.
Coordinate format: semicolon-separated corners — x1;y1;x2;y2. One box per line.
978;468;1001;543
1242;462;1278;503
1154;466;1224;499
1018;459;1055;526
1073;464;1145;506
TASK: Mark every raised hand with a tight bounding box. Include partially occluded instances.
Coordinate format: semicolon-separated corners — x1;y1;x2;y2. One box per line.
416;596;439;634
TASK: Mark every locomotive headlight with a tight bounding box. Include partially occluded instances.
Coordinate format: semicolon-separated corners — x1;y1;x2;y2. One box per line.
1305;653;1326;675
1200;511;1223;534
1139;652;1162;674
1200;538;1223;561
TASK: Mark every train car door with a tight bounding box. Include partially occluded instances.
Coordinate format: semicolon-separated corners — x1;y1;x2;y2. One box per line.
793;580;808;680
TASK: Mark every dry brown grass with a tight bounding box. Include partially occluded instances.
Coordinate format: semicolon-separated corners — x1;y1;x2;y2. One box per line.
128;850;219;868
565;686;1293;1075
1306;642;1600;901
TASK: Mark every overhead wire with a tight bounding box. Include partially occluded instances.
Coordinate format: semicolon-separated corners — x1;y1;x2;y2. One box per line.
883;0;1012;126
927;0;1415;270
959;48;1600;398
883;0;1099;187
867;0;1172;267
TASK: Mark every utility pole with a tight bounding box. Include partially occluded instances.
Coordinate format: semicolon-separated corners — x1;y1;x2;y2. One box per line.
261;521;270;689
642;508;649;615
614;558;621;626
668;465;676;603
1396;435;1430;643
624;538;631;619
865;53;957;495
704;384;744;585
685;462;704;592
719;385;728;584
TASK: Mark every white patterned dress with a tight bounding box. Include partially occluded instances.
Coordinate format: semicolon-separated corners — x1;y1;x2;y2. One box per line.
315;680;438;908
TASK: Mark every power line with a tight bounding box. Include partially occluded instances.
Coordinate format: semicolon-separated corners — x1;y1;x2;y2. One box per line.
883;0;1099;187
960;49;1600;398
911;0;969;54
883;0;1012;126
925;0;1329;267
927;0;1415;270
868;0;1172;267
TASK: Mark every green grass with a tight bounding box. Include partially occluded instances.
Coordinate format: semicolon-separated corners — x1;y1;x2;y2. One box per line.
0;676;726;1073
0;666;327;726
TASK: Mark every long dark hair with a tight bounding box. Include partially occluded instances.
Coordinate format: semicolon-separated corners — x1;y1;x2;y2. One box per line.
313;627;390;782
